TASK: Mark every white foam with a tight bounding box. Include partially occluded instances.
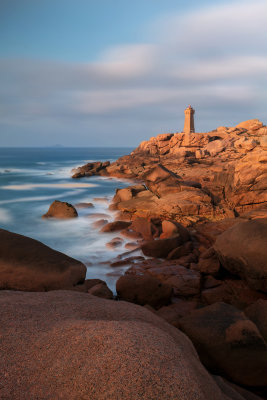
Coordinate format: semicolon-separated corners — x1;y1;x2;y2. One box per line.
0;189;86;205
1;183;98;190
0;208;12;223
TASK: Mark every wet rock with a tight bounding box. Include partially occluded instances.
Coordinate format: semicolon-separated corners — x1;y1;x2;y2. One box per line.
42;200;78;219
101;221;132;233
92;219;109;229
106;237;124;249
75;202;94;209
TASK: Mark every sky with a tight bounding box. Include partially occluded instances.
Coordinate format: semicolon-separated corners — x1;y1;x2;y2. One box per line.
0;0;266;147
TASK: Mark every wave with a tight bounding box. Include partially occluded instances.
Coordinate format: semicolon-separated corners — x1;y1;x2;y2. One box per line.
1;183;98;191
0;189;87;205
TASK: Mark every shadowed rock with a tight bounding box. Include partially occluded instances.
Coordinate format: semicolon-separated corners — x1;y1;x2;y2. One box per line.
179;302;267;387
0;229;86;291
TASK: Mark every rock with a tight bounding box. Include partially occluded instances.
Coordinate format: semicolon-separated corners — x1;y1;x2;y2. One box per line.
75;202;94;209
42;200;78;219
156;300;198;328
236;119;263;131
0;290;241;400
130;217;156;240
162;266;201;297
0;229;86;291
124;242;140;250
160;220;190;240
116;274;172;308
179;302;267;387
193;247;221;275
144;164;182;197
72;161;110;178
245;300;267;342
201;280;267;309
214;218;267;292
205;140;225;156
92;219;108;229
141;236;186;258
259;135;267;149
167;241;193;260
106;237;124;249
101;220;131;233
88;283;113;299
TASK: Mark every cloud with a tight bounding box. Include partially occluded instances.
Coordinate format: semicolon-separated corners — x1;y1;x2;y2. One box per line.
0;0;266;145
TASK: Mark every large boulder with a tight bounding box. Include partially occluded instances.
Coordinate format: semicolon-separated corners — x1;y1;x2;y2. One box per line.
116;274;172;308
0;290;242;400
0;229;86;291
42;200;78;219
214;218;267;292
179;302;267;387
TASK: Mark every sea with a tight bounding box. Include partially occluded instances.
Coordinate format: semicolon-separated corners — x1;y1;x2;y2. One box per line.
0;147;136;292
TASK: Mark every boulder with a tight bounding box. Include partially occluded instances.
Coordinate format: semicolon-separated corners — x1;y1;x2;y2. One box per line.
156;300;198;328
0;229;86;291
130;217;156;240
106;237;124;249
160;220;190;240
141;235;187;258
116;274;172;308
75;202;94;209
42;200;78;219
236;119;263;131
245;300;267;342
101;221;131;233
179;302;267;387
214;218;267;292
201;280;267;309
205;140;225;156
0;290;244;400
88;283;113;299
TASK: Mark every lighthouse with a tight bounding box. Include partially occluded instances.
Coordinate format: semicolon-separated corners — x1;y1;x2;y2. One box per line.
183;105;195;133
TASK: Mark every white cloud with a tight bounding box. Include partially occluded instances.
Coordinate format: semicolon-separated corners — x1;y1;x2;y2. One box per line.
0;0;266;145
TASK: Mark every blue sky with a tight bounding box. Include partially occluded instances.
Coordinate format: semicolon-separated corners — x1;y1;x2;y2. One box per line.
0;0;266;146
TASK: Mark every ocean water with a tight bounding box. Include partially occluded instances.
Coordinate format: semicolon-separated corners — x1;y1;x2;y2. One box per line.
0;147;136;291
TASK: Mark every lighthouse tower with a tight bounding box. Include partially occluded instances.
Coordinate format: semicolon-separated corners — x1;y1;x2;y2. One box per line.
183;105;195;133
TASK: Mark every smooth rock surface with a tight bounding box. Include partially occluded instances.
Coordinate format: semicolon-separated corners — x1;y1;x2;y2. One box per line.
0;290;239;400
0;229;86;291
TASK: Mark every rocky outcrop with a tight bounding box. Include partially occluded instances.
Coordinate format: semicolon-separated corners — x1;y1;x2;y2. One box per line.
42;200;78;219
72;161;110;178
214;218;267;293
72;119;267;224
0;229;86;291
179;302;267;387
1;290;247;400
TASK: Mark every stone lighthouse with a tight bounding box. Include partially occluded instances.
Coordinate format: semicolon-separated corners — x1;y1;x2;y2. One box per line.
183;105;195;133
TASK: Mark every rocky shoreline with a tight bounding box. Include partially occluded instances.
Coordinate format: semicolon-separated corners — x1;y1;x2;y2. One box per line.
1;118;267;399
